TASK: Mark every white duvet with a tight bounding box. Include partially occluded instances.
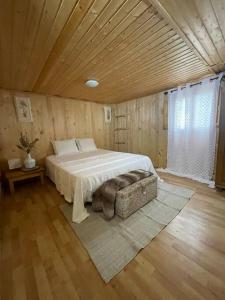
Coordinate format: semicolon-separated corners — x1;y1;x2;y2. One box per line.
46;149;157;223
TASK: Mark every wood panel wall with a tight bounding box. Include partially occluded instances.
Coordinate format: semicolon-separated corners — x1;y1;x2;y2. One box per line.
0;88;167;172
215;79;225;187
113;93;168;168
113;85;222;174
0;89;113;170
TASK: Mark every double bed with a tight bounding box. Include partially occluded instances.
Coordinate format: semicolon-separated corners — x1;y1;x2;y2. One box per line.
46;149;157;223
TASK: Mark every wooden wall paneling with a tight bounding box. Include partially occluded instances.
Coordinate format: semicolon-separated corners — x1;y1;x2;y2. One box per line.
65;99;85;138
91;103;105;148
157;93;167;167
64;98;78;139
136;99;143;155
0;89;114;171
77;101;93;138
114;92;167;168
114;108;120;151
3;84;220;176
0;90;54;168
111;105;117;150
0;90;19;170
114;102;128;152
216;80;225;188
120;103;128;153
214;83;222;180
126;99;137;153
48;96;67;140
102;104;116;150
163;95;168;130
105;104;115;150
27;93;55;163
136;95;158;165
92;103;115;150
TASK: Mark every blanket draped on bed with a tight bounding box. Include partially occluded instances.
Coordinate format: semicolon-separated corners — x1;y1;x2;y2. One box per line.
46;149;157;223
92;170;152;219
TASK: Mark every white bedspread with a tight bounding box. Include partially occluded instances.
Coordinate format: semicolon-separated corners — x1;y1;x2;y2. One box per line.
46;149;157;223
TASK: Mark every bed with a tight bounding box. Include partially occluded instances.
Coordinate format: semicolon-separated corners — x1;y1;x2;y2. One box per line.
46;149;157;223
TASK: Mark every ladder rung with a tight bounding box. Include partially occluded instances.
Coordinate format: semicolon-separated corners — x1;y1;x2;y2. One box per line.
115;114;127;118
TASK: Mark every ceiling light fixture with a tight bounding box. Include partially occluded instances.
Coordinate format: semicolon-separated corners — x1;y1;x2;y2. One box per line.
85;79;99;88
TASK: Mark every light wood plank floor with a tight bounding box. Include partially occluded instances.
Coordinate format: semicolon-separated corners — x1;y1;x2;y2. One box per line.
1;173;225;300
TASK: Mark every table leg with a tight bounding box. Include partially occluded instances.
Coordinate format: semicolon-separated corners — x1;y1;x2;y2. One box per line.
9;180;15;194
40;173;44;184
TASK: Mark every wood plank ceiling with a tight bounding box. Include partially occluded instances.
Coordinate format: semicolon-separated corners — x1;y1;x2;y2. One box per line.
0;0;224;103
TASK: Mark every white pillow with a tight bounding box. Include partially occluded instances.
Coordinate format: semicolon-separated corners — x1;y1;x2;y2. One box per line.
76;138;97;152
52;139;79;155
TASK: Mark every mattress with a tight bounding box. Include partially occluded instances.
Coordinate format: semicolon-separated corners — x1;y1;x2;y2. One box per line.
46;149;157;223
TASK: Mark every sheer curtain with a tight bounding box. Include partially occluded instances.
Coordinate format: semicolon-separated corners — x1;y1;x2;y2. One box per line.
166;75;222;184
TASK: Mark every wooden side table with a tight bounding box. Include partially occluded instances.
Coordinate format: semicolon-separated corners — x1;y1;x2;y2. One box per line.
5;167;45;194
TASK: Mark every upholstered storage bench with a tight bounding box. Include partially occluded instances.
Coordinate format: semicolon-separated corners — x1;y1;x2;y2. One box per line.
115;175;157;219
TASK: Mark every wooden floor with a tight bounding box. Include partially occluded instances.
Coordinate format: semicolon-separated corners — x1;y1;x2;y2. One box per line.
1;173;225;300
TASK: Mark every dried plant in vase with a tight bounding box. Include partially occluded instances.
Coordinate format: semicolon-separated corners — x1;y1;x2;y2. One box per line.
17;132;39;169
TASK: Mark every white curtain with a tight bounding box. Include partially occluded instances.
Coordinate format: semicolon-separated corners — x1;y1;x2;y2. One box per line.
167;75;222;184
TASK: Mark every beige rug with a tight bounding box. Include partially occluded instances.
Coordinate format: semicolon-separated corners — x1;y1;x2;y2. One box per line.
60;181;194;283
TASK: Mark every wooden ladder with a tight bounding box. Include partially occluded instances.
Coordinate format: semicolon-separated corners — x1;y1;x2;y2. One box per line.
114;113;129;152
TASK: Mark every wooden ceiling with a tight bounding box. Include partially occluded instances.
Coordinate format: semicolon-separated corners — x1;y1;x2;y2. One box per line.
0;0;224;103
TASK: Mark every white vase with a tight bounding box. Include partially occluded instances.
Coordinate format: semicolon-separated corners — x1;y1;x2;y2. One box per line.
24;153;36;169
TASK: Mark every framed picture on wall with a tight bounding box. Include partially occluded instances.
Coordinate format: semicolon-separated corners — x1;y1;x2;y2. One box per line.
104;106;112;123
14;96;33;122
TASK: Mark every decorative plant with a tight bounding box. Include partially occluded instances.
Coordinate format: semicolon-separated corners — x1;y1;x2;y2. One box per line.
17;132;39;154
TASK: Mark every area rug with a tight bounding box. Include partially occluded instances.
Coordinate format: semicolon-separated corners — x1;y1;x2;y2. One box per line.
60;181;194;283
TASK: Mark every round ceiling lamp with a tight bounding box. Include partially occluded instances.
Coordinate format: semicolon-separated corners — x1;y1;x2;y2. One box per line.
85;79;99;88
